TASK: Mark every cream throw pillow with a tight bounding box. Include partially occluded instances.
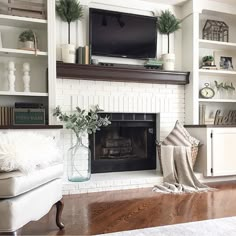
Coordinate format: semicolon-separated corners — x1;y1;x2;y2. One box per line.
162;120;200;147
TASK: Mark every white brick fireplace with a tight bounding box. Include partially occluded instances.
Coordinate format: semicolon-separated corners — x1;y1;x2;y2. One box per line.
56;78;185;194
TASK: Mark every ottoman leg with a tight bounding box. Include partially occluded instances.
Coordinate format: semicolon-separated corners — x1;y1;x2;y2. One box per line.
55;200;64;230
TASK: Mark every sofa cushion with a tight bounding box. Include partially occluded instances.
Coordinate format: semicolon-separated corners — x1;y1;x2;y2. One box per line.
0;164;63;198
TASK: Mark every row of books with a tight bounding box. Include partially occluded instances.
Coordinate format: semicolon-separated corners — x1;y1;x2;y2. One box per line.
0;107;14;126
76;46;90;65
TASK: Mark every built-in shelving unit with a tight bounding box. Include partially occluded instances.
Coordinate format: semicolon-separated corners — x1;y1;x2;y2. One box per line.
199;69;236;76
0;14;47;28
183;0;236;125
0;48;48;58
199;98;236;103
0;0;56;125
199;39;236;50
0;91;48;97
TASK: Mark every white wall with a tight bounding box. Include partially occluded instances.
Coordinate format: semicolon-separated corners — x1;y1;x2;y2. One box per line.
56;0;183;69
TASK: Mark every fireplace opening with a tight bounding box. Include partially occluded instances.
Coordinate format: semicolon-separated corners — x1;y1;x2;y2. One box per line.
90;113;157;173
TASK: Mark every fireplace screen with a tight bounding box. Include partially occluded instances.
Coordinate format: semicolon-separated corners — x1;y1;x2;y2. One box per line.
90;113;157;173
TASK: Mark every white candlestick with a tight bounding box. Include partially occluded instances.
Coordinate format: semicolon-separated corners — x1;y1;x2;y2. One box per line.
22;62;30;92
8;61;16;92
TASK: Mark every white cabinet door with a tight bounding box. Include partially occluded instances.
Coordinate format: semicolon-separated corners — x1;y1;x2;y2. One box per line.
212;129;236;176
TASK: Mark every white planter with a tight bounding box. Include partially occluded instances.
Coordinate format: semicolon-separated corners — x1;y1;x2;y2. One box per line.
61;44;76;63
162;53;175;71
24;41;35;50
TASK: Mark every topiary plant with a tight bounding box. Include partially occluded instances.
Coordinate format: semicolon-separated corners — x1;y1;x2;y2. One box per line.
56;0;83;44
157;10;181;54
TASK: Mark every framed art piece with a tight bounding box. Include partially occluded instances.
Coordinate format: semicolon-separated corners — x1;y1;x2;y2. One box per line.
214;51;235;70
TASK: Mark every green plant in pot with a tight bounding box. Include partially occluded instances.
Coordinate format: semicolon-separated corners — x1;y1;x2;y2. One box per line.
157;10;181;70
19;29;37;50
53;105;111;182
202;55;214;66
56;0;83;63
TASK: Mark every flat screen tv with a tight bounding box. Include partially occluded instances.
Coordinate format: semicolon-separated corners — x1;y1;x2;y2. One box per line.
89;8;157;59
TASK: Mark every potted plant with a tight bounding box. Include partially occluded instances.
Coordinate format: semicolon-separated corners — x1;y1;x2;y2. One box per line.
53;105;111;182
19;29;37;50
56;0;83;63
202;55;214;66
157;10;181;70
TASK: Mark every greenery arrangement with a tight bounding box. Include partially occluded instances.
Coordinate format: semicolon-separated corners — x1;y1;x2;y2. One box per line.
202;55;214;63
157;10;181;54
56;0;83;44
214;81;235;90
53;105;111;138
19;30;36;42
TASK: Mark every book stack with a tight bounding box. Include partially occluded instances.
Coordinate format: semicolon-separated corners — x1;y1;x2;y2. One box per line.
76;46;90;64
0;107;14;126
200;65;217;70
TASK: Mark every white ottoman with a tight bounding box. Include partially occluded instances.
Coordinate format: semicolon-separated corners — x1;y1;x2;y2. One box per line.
0;164;64;235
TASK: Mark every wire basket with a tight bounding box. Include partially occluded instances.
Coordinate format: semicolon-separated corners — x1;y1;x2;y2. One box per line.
156;143;199;173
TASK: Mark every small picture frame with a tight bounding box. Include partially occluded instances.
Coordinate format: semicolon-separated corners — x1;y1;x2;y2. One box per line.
214;51;235;70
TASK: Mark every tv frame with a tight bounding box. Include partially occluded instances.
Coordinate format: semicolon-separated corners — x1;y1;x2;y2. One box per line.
89;8;158;60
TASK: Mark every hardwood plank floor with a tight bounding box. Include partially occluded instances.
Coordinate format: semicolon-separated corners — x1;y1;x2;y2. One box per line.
21;182;236;235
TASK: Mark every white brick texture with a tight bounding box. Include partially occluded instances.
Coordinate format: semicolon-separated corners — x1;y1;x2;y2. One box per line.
56;79;185;194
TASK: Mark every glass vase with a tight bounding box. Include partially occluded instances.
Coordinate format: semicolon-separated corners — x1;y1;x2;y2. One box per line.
67;135;91;182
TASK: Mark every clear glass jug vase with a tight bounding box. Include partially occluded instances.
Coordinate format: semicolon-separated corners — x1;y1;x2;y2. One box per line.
67;135;91;182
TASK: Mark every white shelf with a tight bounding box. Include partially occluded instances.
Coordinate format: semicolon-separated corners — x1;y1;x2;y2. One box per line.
0;48;48;58
199;69;236;76
199;98;236;103
199;39;236;50
0;14;47;29
0;91;48;97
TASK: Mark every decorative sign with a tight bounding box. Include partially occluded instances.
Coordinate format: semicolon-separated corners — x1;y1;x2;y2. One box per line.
214;110;236;125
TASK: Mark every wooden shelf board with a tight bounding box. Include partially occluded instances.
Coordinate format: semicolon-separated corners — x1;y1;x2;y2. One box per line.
199;69;236;76
0;91;48;97
57;62;190;85
199;39;236;50
199;98;236;103
0;14;47;29
0;125;63;130
0;48;47;58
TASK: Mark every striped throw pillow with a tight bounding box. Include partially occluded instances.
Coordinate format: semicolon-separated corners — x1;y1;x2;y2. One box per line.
162;121;200;147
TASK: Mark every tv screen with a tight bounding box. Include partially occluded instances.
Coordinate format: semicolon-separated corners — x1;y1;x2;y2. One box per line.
89;8;157;59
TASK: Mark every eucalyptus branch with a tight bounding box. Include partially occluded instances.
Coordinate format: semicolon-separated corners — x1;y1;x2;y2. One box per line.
53;105;111;137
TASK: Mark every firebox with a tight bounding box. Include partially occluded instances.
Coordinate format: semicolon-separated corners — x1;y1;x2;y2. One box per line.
89;113;157;173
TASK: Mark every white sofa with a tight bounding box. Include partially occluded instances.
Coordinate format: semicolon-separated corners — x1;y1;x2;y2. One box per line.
0;164;64;235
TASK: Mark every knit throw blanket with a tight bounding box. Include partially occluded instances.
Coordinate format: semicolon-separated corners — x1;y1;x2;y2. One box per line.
153;146;212;194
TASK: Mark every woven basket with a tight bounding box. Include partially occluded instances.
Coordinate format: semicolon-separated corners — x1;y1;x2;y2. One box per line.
156;144;199;173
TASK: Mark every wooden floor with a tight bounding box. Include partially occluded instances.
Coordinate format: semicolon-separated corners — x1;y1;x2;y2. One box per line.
21;182;236;235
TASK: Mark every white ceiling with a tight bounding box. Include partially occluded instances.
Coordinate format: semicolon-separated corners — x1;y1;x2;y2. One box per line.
143;0;236;6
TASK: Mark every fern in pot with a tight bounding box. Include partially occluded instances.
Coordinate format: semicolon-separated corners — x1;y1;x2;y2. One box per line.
157;10;180;70
53;105;111;182
56;0;83;63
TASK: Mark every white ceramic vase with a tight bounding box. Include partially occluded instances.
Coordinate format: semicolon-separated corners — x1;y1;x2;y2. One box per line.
61;44;76;63
162;53;175;71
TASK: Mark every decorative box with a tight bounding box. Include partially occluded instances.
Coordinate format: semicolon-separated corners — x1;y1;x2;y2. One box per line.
13;108;45;125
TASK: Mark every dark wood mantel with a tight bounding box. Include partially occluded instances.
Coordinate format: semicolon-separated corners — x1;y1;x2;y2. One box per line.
56;62;190;85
